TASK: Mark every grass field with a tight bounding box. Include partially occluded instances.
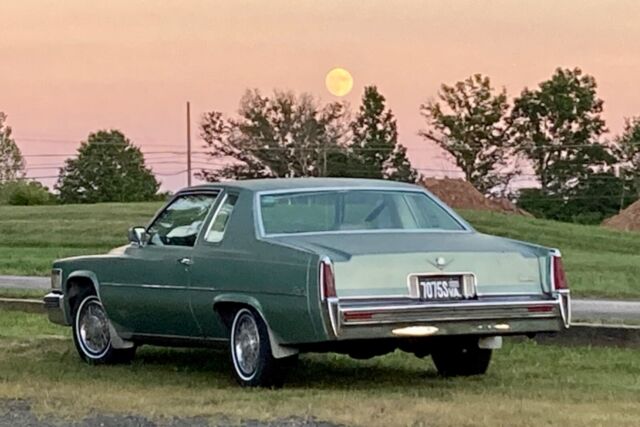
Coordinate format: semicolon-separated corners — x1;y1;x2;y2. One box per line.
1;309;639;426
0;203;639;298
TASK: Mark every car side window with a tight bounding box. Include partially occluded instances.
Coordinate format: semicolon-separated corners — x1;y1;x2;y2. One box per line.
204;194;238;243
147;194;218;247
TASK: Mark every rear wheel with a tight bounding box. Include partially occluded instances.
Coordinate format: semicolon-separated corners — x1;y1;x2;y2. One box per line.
72;292;136;364
229;308;290;387
431;340;492;377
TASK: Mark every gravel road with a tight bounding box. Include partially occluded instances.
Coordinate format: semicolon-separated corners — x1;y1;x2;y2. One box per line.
0;399;340;427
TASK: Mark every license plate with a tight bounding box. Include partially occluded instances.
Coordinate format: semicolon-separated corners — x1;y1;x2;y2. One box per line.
419;276;464;301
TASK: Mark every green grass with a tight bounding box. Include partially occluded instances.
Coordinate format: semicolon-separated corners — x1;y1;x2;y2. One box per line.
1;310;639;426
0;202;161;275
461;210;640;299
0;288;46;299
0;203;639;299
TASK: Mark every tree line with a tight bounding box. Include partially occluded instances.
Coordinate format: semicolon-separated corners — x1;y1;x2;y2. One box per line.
1;67;639;224
197;67;639;224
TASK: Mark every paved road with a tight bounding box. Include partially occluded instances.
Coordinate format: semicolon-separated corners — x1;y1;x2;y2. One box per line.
0;275;48;290
1;275;638;322
571;299;640;322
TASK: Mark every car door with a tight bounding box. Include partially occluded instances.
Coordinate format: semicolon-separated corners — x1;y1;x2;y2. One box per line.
189;191;241;338
102;191;219;337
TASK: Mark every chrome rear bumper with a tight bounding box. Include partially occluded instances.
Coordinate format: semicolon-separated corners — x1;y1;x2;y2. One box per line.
325;294;570;340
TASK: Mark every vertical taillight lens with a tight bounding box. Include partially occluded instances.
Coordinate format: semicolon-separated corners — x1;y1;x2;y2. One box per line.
553;256;569;290
320;259;336;299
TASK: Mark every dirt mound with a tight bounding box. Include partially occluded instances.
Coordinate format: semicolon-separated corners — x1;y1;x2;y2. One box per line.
421;177;531;216
602;200;640;232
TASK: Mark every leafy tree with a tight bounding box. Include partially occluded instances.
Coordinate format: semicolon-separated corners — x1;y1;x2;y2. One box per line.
56;130;159;203
348;86;417;182
199;88;418;183
510;68;613;195
198;90;350;181
419;74;514;195
615;117;640;199
0;112;25;183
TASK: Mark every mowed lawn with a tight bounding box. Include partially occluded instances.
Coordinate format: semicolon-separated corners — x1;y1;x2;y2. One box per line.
461;210;640;299
0;202;162;276
0;203;639;298
0;310;639;426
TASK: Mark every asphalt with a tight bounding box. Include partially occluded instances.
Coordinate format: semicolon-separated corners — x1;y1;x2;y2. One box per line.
1;275;639;323
0;275;48;290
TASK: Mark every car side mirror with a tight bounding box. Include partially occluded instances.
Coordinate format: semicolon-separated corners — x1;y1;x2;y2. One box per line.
128;226;148;246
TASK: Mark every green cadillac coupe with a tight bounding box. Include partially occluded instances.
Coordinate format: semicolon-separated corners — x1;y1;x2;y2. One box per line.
44;178;571;386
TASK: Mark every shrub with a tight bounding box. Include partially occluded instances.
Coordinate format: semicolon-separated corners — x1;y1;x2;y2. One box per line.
517;172;636;225
0;181;57;206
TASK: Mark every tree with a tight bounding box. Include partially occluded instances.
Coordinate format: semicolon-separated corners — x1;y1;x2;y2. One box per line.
0;112;25;183
198;90;350;181
348;86;417;182
56;130;159;203
615;117;640;199
510;68;612;195
419;74;514;195
518;172;634;224
199;88;418;183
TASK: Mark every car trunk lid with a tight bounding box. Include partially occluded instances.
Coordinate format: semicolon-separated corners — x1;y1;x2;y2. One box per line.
270;231;550;297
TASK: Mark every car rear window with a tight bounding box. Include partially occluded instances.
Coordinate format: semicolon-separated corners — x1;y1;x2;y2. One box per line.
259;190;464;235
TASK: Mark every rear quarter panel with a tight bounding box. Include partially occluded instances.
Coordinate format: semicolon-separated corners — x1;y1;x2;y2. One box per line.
189;189;327;344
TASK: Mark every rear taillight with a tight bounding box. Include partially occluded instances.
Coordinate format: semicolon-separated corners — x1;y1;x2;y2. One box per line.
320;258;336;299
552;255;569;291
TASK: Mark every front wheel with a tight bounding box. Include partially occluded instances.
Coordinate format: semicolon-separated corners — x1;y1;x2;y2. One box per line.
72;293;136;364
229;308;290;387
431;340;492;377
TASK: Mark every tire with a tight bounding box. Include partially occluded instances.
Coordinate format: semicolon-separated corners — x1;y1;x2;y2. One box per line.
431;340;492;377
72;292;136;365
229;307;289;387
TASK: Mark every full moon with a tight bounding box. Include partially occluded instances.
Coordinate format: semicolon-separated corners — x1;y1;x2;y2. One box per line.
325;67;354;97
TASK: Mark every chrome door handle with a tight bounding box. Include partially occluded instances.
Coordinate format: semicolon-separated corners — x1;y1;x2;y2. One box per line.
178;257;193;266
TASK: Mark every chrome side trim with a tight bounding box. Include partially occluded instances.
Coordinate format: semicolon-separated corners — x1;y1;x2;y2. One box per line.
101;282;215;292
202;192;229;244
131;332;228;342
558;290;571;328
262;229;473;239
326;297;340;337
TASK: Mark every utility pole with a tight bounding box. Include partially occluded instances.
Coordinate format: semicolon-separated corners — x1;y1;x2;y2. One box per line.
186;101;192;187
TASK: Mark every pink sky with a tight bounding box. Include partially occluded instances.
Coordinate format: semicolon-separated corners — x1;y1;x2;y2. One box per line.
2;0;640;191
